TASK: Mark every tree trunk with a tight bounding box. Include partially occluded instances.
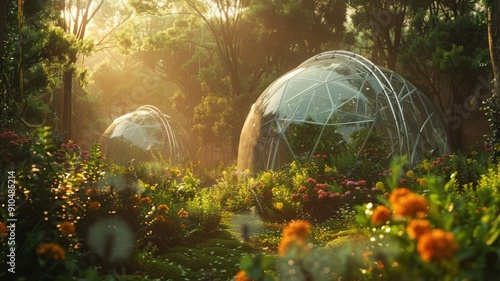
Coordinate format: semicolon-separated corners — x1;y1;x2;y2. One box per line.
489;2;500;100
62;52;76;141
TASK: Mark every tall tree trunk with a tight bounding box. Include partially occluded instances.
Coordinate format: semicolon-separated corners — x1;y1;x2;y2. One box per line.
489;2;500;100
63;53;76;141
487;1;500;161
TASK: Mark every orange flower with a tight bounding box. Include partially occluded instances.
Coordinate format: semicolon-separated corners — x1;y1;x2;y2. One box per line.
155;215;166;223
88;201;101;211
390;188;428;218
85;188;98;197
0;222;7;238
278;220;311;256
180;223;186;231
140;197;152;204
235;270;252;281
59;221;75;236
36;242;66;261
158;204;170;212
177;208;189;218
371;205;391;225
406;219;432;240
417;229;458;262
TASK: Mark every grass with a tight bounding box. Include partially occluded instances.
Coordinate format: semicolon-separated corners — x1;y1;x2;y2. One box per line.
135;212;352;280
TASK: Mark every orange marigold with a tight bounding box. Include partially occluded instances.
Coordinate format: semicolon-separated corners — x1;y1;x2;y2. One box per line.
278;220;311;256
177;208;189;218
406;219;432;240
155;215;166;223
0;222;7;238
36;242;66;261
88;201;101;211
140;197;152;204
371;205;391;225
390;188;428;218
417;229;458;262
85;188;98;197
158;204;170;212
59;221;75;236
235;270;252;281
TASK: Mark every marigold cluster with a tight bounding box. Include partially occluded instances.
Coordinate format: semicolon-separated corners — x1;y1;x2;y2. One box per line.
417;229;458;262
278;220;311;256
389;188;428;218
36;242;66;261
59;221;75;236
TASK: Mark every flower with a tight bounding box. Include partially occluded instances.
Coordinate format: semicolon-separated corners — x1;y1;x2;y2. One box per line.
180;223;186;231
406;219;432;239
88;201;101;211
177;208;189;218
59;221;75;236
371;205;391;225
36;242;66;261
85;188;98;197
390;188;428;218
155;215;166;223
235;270;252;281
278;220;311;256
275;202;284;210
375;181;385;190
158;204;170;212
417;229;458;262
406;170;415;178
0;222;7;238
140;197;152;204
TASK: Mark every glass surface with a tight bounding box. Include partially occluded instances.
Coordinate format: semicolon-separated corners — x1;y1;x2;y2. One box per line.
238;50;451;171
101;105;190;164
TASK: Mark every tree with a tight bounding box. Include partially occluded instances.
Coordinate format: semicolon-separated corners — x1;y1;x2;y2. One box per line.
56;0;131;141
401;1;489;150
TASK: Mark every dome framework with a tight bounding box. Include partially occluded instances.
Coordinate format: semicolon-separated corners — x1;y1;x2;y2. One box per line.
238;50;450;171
101;105;190;164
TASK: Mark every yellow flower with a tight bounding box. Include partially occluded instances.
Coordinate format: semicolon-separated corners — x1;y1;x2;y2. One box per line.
406;170;415;178
59;221;75;236
375;181;385;190
419;178;428;186
36;242;66;261
371;205;391;225
275;202;284;210
272;187;279;193
417;229;458;262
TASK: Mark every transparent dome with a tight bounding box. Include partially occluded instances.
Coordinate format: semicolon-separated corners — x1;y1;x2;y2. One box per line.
238;50;450;171
101;105;191;164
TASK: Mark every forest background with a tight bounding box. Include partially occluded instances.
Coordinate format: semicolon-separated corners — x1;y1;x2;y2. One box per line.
2;0;500;166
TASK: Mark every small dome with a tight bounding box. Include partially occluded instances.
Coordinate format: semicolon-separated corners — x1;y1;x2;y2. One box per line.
238;51;450;171
101;105;190;164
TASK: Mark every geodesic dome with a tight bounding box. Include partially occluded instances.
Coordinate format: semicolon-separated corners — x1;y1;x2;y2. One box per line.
238;50;451;171
101;105;190;164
